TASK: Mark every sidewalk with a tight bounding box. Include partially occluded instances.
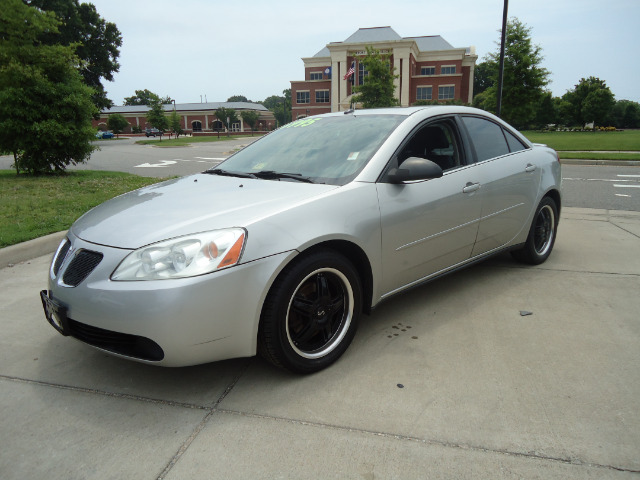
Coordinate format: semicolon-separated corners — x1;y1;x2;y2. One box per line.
1;207;639;479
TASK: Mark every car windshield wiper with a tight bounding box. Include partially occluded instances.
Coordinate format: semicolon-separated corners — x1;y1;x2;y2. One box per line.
253;170;317;183
204;168;257;179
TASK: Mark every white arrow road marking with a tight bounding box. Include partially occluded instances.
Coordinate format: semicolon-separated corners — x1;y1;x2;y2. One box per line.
135;160;178;168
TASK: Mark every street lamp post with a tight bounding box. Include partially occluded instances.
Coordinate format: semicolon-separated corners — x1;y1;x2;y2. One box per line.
496;0;509;118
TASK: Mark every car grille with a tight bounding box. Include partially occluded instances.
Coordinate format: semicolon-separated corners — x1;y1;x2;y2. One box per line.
62;250;103;287
68;319;164;361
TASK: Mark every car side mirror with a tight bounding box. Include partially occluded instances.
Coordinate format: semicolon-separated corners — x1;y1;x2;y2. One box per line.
387;157;444;184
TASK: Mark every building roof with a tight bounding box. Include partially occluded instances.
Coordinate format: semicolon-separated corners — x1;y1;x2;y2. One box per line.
313;27;459;57
343;26;402;43
103;102;268;114
405;35;455;51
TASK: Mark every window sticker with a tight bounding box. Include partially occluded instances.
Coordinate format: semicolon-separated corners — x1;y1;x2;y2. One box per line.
347;152;360;161
280;118;321;129
252;162;267;170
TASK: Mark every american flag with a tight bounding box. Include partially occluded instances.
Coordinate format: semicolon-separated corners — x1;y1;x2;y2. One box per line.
343;61;355;80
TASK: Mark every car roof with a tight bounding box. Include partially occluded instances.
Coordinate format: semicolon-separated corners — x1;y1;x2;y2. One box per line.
317;105;495;120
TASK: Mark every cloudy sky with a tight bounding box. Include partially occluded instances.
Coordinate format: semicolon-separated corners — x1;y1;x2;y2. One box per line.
88;0;639;106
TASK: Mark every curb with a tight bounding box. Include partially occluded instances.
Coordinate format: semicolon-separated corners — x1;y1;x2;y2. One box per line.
0;231;66;269
560;159;640;166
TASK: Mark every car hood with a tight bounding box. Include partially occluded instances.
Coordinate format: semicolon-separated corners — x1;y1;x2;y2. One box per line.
71;173;338;249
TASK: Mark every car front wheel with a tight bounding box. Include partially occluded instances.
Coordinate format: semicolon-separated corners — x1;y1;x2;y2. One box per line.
511;196;558;265
258;250;362;373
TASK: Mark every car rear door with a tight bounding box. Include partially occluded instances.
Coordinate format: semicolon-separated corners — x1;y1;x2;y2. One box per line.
376;117;483;297
459;115;541;257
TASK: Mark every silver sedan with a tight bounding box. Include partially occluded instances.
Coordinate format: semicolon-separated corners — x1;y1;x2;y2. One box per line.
41;106;562;373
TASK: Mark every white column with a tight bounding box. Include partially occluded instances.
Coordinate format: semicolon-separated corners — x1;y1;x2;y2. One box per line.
393;56;402;104
468;63;475;104
331;59;341;112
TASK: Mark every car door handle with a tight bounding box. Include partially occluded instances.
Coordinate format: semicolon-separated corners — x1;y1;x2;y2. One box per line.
462;182;480;194
525;164;536;173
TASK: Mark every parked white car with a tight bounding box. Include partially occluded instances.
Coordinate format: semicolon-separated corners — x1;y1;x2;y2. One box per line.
41;106;562;373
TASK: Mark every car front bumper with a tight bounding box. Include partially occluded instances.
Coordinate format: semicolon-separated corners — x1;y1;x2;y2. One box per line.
45;231;296;366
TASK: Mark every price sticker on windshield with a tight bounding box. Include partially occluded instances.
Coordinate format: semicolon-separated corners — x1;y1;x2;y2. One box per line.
281;118;321;129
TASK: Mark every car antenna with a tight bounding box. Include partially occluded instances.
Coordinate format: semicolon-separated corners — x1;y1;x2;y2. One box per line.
344;102;356;114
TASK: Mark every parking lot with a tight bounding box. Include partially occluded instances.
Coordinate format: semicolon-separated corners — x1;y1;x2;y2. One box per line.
1;207;639;479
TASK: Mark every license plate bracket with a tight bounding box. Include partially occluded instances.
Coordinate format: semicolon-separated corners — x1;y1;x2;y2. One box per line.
40;290;70;336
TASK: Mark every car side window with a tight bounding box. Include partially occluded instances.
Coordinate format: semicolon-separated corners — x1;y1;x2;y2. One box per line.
398;120;462;171
504;129;527;153
461;116;509;162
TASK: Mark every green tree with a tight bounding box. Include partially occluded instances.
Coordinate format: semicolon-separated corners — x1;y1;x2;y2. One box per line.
534;91;556;127
124;89;172;106
480;18;550;127
25;0;122;111
553;97;574;127
215;107;238;136
608;100;640;129
227;95;251;102
106;113;129;137
562;77;615;127
0;0;97;174
262;95;284;110
168;110;183;137
146;99;168;140
240;111;260;135
275;89;292;127
352;46;398;108
473;61;493;97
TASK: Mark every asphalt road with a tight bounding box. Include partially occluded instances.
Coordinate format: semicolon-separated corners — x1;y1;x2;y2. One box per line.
0;136;258;179
562;164;640;212
2;137;639;211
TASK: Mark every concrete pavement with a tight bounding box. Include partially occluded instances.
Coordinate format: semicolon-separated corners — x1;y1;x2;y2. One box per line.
1;207;639;479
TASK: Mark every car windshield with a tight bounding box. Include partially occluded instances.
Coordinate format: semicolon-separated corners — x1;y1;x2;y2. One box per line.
209;114;405;186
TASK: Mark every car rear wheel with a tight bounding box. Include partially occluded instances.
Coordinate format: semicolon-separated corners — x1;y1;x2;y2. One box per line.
511;196;558;265
258;250;362;373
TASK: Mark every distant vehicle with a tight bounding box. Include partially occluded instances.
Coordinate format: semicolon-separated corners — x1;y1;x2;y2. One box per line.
95;131;114;139
145;127;162;137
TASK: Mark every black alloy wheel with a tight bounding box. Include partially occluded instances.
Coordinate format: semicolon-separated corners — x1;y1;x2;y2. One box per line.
511;196;558;265
258;250;362;373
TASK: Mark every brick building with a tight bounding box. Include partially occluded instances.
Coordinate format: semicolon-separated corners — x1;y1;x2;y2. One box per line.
94;102;275;134
291;27;477;119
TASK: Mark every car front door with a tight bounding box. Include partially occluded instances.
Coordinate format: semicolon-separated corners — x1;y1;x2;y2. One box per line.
376;118;483;298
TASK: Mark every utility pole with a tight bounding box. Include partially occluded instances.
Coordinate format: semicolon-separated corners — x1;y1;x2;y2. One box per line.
496;0;509;118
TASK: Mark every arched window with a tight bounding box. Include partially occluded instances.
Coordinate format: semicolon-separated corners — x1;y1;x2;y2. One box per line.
192;120;202;132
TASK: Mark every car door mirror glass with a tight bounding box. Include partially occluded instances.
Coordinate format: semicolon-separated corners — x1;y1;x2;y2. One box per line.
387;157;443;183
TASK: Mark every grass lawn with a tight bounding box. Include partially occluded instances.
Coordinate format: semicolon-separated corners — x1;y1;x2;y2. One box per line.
135;134;263;147
521;130;640;151
0;170;166;248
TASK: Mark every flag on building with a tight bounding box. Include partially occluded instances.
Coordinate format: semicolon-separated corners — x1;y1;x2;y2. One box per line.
324;66;332;78
343;61;355;80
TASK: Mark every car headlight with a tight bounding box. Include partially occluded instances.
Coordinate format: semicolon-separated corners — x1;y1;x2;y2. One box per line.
111;228;246;281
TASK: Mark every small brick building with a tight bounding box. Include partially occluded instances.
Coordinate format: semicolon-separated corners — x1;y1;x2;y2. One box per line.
291;27;477;120
94;102;275;134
